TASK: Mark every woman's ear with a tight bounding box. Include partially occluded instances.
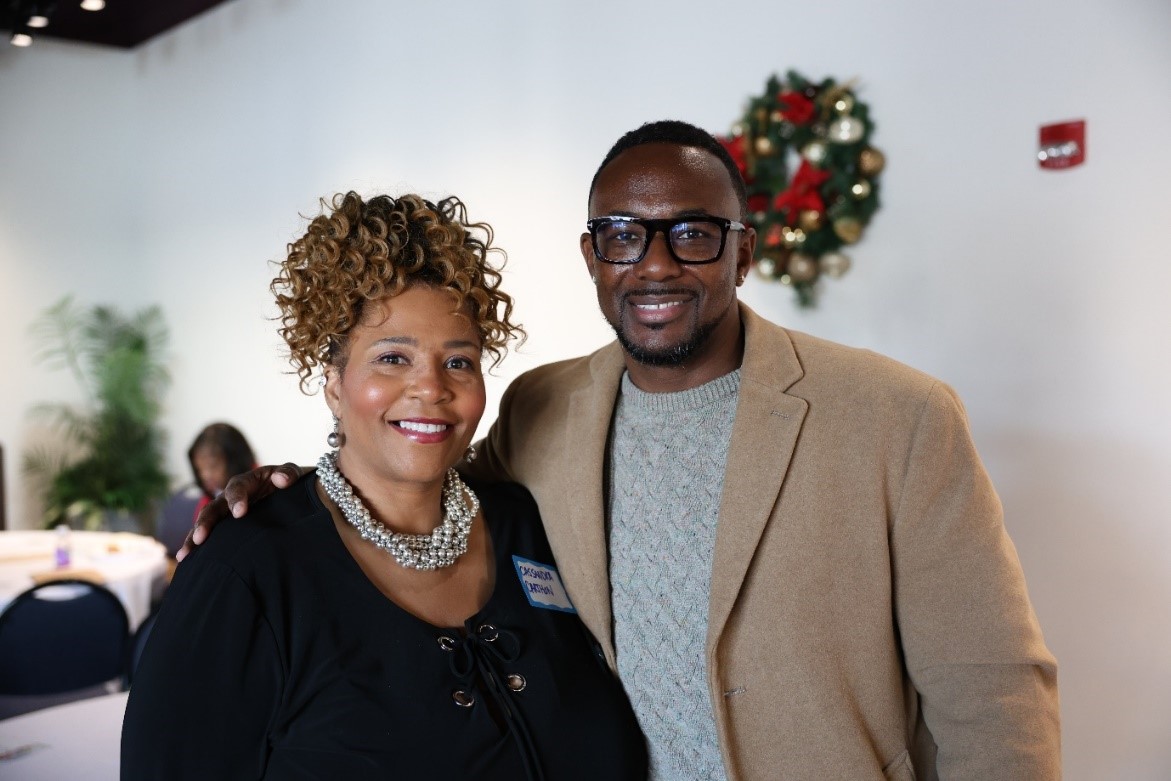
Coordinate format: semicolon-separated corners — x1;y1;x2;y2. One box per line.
323;364;342;417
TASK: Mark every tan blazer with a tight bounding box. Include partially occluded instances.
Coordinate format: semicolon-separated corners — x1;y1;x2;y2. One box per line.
473;303;1060;780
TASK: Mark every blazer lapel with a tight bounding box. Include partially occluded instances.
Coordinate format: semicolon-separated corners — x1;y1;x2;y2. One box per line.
706;305;808;655
559;343;625;661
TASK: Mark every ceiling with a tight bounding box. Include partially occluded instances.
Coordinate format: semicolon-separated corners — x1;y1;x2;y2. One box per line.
3;0;234;49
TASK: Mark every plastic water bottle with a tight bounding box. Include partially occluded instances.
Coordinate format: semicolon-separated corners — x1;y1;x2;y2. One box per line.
54;523;72;568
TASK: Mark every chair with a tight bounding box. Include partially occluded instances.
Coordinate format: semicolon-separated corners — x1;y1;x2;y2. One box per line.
154;484;202;557
0;580;130;715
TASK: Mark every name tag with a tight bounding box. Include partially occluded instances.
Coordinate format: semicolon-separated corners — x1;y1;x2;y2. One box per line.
511;556;576;613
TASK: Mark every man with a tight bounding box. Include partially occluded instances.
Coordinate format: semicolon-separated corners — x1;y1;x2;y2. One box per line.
189;121;1060;780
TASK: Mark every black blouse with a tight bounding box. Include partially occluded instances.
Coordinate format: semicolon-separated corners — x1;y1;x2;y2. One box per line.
121;474;647;780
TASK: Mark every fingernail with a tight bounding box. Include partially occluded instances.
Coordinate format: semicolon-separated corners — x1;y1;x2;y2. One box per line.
232;502;245;518
175;549;187;562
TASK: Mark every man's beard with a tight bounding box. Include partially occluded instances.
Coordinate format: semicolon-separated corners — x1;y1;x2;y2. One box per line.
610;315;718;367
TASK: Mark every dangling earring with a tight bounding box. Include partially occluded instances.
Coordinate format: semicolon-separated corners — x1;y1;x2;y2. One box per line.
464;444;477;462
327;416;344;449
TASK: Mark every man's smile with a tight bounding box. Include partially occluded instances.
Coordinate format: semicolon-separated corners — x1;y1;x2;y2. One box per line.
624;290;695;325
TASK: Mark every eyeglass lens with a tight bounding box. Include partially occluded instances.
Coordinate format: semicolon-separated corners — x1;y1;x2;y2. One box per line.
595;219;726;263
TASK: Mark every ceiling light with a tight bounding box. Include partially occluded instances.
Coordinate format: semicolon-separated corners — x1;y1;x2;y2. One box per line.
80;0;105;10
28;15;50;28
11;32;33;46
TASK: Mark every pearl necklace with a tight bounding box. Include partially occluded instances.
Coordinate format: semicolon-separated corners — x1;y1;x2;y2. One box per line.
316;451;479;571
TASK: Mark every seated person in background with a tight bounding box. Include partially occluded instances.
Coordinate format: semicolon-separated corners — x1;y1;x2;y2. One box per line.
121;192;647;780
154;423;256;557
188;422;257;519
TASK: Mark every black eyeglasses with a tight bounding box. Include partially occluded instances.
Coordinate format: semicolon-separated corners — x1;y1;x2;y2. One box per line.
586;215;747;265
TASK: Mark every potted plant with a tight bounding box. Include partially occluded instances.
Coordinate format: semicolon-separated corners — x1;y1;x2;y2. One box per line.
24;297;171;531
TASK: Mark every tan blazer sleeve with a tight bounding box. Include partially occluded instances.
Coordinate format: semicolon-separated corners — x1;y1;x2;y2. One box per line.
892;381;1061;779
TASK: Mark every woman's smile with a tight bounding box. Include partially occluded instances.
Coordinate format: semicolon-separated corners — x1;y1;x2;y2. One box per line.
393;417;456;443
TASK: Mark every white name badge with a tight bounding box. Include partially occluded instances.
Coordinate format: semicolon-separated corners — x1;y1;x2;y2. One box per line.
512;555;576;613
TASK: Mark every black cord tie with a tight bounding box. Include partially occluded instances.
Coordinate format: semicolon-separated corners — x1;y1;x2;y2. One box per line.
439;623;545;781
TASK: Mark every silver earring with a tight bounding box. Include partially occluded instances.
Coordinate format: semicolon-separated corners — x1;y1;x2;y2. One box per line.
327;416;343;449
464;444;477;462
591;275;597;285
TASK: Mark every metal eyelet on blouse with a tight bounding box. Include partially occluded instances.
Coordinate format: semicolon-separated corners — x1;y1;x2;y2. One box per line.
437;635;458;652
452;690;475;708
477;623;499;642
505;673;526;692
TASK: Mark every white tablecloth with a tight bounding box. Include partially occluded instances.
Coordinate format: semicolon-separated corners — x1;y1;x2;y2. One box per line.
0;531;167;630
0;691;127;779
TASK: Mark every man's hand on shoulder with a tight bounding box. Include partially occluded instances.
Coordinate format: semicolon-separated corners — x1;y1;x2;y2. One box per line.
177;463;308;561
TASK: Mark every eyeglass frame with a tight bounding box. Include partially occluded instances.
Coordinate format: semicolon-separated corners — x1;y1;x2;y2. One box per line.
585;215;748;265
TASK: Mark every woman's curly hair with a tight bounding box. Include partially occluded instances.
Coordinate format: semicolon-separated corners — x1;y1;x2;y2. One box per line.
272;192;523;392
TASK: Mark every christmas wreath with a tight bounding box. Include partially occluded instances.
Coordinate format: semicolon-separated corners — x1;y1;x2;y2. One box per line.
720;71;885;307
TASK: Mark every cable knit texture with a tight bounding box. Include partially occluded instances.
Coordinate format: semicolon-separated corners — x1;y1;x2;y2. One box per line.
607;369;740;781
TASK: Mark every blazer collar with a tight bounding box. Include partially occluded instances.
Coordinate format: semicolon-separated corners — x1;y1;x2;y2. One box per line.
706;303;808;656
559;342;626;660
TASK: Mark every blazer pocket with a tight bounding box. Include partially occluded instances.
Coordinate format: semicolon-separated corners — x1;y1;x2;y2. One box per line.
882;749;917;781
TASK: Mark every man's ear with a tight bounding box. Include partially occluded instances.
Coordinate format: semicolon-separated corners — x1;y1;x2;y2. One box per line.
580;232;600;283
735;224;757;285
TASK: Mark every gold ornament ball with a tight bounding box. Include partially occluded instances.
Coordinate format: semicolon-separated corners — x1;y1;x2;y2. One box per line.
782;227;807;248
833;217;864;244
730;122;746;137
798;210;823;232
850;180;873;199
752;211;767;224
754;136;776;156
786;254;819;283
833;94;855;115
827;116;865;144
819;252;852;278
769;110;787;125
858;147;886;176
802;141;829;165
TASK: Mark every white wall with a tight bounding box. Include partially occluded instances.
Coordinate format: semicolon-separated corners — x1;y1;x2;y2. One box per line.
1;0;1169;776
0;41;141;526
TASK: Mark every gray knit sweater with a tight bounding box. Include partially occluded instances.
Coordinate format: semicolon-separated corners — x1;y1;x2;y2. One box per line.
607;369;740;781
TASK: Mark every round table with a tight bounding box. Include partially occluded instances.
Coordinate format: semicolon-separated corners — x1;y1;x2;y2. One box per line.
0;531;167;631
0;691;127;779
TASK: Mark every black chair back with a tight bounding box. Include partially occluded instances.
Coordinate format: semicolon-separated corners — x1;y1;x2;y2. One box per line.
0;579;130;695
154;485;201;557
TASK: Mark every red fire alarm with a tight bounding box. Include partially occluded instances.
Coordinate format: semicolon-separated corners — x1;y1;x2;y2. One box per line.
1038;119;1086;170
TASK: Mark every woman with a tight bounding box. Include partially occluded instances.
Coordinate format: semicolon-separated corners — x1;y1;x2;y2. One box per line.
188;422;257;520
122;193;647;780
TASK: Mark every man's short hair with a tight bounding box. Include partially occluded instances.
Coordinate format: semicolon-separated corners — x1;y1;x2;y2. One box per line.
589;119;748;218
